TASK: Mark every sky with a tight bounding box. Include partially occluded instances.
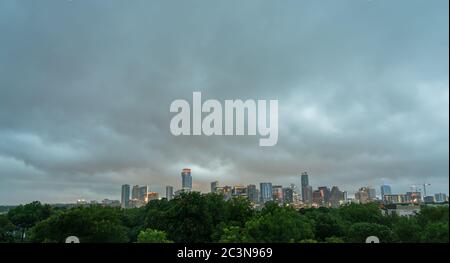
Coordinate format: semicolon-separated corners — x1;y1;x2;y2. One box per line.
0;0;448;205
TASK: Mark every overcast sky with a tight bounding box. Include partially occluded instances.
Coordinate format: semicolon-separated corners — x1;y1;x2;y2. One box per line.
0;0;448;205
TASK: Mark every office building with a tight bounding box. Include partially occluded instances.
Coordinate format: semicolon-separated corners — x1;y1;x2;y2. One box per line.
247;184;258;203
272;185;283;203
434;193;448;203
233;185;247;197
121;184;130;208
181;168;192;190
355;187;370;204
282;187;294;204
424;196;435;203
302;186;313;205
380;184;392;199
318;186;331;204
138;186;148;201
132;185;140;200
260;182;273;204
312;189;324;206
367;187;376;201
329;186;343;208
211;181;219;193
166;185;174;200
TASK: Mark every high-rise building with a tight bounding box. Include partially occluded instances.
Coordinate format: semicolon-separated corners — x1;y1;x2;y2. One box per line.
181;168;192;190
282;187;294;204
367;187;376;201
434;193;448;203
301;172;309;187
233;185;247;197
121;184;130;208
222;185;232;200
312;189;324;206
272;185;283;203
329;186;343;208
247;184;258;203
302;186;313;205
380;184;392;199
166;185;174;200
138;186;148;201
132;185;140;200
318;186;331;204
301;172;311;203
260;182;273;204
355;187;370;204
211;181;219;193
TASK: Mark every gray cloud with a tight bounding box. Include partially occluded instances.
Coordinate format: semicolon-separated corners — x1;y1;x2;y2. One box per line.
0;0;448;204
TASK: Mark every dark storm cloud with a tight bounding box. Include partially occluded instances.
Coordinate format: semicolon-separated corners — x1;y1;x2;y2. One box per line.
0;0;448;204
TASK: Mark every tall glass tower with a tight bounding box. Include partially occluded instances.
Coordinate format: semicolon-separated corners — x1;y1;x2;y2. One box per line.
181;168;192;190
121;184;130;208
260;182;273;204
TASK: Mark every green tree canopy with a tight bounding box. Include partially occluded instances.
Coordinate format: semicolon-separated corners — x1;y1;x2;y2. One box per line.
137;229;173;243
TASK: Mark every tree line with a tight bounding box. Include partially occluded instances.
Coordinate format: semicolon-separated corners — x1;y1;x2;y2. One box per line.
0;192;448;243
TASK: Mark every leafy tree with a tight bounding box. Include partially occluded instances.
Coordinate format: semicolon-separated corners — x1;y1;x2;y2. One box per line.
29;206;129;243
338;203;382;224
347;222;394;243
421;222;449;243
304;209;346;241
392;217;421;243
224;197;254;226
148;192;223;243
0;215;15;242
218;226;245;243
7;201;52;242
137;229;173;243
244;205;314;243
416;206;449;227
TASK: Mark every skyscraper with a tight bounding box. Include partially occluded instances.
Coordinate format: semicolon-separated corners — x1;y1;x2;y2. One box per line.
272;185;283;203
300;172;312;204
318;186;331;204
301;172;309;188
247;184;258;203
132;185;140;200
260;182;273;204
367;187;376;201
181;168;192;190
329;186;343;208
211;181;219;193
121;184;130;208
381;184;392;199
138;186;148;201
166;185;174;200
233;185;247;197
282;187;294;204
355;187;370;204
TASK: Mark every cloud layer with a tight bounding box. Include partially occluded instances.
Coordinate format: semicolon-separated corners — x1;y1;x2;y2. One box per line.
0;0;448;204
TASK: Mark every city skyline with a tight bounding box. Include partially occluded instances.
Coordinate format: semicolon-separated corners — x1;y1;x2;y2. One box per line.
0;0;448;205
5;168;448;206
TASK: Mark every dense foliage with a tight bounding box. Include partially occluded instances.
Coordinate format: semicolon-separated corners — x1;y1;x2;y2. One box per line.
0;193;448;243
